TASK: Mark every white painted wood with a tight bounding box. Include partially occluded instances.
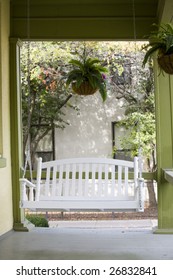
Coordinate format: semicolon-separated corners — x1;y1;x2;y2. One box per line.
84;163;89;197
64;164;70;196
35;157;42;201
71;163;77;196
118;165;122;196
45;166;50;196
134;157;138;188
91;163;96;197
138;178;145;212
57;164;63;197
163;169;173;184
20;157;144;212
52;165;57;197
98;164;102;197
125;166;129;196
111;165;115;196
104;164;109;197
78;163;83;197
19;178;36;207
21;199;139;210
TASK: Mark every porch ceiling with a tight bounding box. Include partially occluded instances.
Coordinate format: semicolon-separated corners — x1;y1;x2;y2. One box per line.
10;0;165;40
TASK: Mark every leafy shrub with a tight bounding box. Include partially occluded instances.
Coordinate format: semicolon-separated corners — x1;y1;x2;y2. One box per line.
26;214;49;227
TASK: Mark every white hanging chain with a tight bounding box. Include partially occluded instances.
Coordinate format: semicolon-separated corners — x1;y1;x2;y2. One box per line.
23;0;33;181
132;0;143;178
22;136;32;181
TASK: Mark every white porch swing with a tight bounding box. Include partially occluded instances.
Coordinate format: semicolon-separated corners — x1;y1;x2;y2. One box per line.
19;0;145;213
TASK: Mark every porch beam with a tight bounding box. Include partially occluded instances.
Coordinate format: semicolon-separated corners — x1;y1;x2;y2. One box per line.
11;18;156;40
10;0;158;40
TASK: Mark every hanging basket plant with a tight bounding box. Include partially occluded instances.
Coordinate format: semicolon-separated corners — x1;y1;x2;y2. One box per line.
157;53;173;74
65;48;108;101
142;23;173;74
72;81;98;96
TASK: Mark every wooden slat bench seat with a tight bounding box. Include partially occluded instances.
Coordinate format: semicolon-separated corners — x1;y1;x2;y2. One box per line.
19;157;144;212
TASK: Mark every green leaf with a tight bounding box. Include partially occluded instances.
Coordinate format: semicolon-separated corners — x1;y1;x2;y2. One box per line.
68;59;84;71
142;44;164;66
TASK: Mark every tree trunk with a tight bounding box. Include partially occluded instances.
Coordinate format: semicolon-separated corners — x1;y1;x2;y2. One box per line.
146;180;157;208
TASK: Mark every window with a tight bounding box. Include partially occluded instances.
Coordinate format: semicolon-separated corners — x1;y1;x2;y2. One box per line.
34;125;55;164
112;121;133;161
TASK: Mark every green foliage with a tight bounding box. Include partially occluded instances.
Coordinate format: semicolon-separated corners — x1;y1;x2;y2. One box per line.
21;41;153;169
113;60;156;172
142;23;173;67
26;214;49;227
118;112;156;160
65;55;108;102
21;42;78;164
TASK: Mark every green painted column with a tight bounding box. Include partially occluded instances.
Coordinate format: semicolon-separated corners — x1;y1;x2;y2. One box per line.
10;38;29;231
154;66;173;233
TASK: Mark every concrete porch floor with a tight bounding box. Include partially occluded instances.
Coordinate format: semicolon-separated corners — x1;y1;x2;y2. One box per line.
0;219;173;260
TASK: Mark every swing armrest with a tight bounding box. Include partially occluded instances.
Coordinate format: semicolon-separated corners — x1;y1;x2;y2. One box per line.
19;178;36;189
138;177;144;183
20;178;36;202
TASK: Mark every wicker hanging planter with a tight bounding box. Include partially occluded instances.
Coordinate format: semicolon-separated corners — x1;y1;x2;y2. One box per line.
65;47;108;101
142;23;173;75
72;81;98;96
157;53;173;74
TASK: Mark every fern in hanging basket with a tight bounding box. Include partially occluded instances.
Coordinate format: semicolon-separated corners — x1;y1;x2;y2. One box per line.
72;81;98;95
142;23;173;74
157;53;173;74
65;57;108;101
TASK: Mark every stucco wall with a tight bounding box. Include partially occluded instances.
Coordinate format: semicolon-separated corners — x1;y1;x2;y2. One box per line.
55;92;125;159
0;0;13;236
